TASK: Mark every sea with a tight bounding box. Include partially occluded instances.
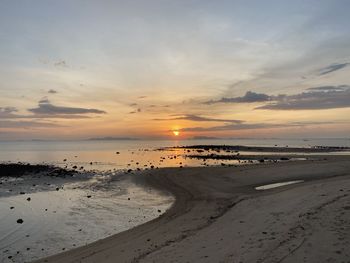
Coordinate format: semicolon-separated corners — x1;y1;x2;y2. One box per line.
1;138;349;171
0;138;349;262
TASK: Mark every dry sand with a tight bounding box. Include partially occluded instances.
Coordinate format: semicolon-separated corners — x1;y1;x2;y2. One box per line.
35;156;350;263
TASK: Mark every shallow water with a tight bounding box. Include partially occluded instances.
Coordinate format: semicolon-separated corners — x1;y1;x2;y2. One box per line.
0;138;348;262
0;138;348;171
0;174;174;262
255;180;304;190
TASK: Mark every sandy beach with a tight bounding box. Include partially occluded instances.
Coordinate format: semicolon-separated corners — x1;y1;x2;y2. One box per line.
33;156;350;263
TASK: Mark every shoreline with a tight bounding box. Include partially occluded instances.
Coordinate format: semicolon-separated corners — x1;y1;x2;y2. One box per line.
34;156;350;263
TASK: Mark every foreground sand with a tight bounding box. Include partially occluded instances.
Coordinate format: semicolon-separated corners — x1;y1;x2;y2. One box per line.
35;156;350;263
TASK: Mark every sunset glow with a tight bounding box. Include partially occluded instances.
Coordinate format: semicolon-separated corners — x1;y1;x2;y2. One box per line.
0;1;349;140
173;130;180;136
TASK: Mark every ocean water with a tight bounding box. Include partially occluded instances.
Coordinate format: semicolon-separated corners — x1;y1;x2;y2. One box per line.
0;175;174;262
0;138;349;171
0;138;349;262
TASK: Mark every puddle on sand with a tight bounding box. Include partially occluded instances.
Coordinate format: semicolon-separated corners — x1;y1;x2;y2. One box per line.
255;180;304;190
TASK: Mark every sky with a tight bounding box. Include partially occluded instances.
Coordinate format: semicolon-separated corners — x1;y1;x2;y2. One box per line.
1;0;350;140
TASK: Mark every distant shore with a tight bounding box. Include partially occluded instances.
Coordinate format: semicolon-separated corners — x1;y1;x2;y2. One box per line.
34;155;350;263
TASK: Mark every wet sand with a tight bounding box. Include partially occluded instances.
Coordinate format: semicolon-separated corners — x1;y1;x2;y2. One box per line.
0;165;173;262
35;156;350;263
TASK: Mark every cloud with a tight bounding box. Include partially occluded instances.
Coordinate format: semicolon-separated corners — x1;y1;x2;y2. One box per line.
180;121;334;132
257;85;350;110
129;108;142;114
206;85;350;110
48;89;58;94
54;60;68;68
39;97;50;104
205;91;271;104
0;106;93;119
318;63;349;75
0;107;18;118
28;100;106;115
154;114;243;123
0;120;62;129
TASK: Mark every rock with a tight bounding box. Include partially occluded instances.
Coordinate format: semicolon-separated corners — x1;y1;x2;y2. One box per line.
158;209;162;213
87;195;92;198
10;206;14;209
280;157;290;161
17;219;24;224
26;197;31;201
56;187;59;191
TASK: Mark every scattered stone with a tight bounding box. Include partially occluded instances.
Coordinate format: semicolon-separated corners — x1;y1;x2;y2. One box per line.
26;197;31;201
87;195;92;198
17;219;24;224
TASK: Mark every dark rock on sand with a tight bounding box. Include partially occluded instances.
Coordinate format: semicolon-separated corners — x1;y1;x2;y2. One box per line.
17;219;24;224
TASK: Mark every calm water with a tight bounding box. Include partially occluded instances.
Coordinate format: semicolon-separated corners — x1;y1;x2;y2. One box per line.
1;138;349;171
0;138;349;262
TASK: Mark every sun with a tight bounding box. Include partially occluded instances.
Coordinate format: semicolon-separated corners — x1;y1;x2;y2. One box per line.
173;130;180;136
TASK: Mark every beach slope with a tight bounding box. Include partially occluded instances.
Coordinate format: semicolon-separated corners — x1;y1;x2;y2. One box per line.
35;156;350;263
